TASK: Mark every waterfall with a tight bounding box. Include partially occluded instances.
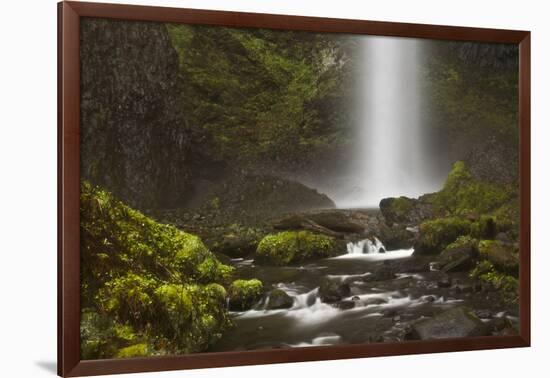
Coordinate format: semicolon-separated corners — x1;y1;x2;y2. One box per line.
346;237;385;255
339;36;440;208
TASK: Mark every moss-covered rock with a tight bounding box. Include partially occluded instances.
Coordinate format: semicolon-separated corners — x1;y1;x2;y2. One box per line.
379;195;434;226
377;223;416;250
470;260;519;304
478;240;519;276
210;224;265;258
228;279;264;311
80;310;139;360
255;231;342;265
80;181;234;358
437;236;479;272
413;217;472;255
116;343;149;358
434;161;514;217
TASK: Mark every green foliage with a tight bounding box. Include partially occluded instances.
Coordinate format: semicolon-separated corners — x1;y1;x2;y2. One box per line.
470;260;519;304
434;161;513;216
80;310;141;360
166;23;356;169
444;235;478;251
116;343;149;358
415;217;472;255
80;181;236;358
478;239;519;276
228;279;264;311
256;231;339;265
97;273;156;326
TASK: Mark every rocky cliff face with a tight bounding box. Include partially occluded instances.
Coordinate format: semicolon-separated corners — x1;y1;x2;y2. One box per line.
80;18;192;209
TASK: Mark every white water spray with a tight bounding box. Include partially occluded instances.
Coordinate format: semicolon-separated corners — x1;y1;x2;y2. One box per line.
339;36;440;208
346;237;385;255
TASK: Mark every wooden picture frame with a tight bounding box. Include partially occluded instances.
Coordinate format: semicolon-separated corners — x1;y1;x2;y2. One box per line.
58;1;531;376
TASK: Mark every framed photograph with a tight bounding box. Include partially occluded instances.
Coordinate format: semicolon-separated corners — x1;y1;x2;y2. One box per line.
58;1;530;376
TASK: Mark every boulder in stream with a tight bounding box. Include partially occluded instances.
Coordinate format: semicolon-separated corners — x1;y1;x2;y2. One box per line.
319;279;351;303
408;306;489;340
266;289;294;310
228;279;264;311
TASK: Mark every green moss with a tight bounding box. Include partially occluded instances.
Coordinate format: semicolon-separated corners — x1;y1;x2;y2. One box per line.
434;161;513;216
80;181;235;357
414;217;472;255
228;279;264;311
478;239;519;276
380;196;415;223
470;260;519;304
97;273;156;326
116;343;149;358
444;235;477;251
81;310;142;360
154;284;193;321
439;162;511;214
256;231;340;265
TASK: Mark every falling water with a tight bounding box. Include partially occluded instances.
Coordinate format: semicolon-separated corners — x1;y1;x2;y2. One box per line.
338;36;440;208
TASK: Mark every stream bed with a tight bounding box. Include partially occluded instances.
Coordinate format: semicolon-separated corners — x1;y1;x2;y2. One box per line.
212;240;518;351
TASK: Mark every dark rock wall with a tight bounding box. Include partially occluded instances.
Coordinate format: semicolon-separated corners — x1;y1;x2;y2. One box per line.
80;18;192;209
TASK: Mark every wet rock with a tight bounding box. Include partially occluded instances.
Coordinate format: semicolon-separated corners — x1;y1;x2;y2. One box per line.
475;309;493;319
437;274;452;288
408;307;490;340
266;289;294;310
498;327;519;336
422;295;437;303
364;297;389;306
364;263;397;282
452;284;474;294
377;222;416;250
487;317;513;332
379;195;435;226
212;227;264;258
334;300;355;310
319;279;351;303
396;257;431;273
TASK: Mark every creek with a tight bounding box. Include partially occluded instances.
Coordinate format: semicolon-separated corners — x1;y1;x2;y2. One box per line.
212;239;518;351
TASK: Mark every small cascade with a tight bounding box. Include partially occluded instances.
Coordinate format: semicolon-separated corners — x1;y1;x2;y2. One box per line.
346;237;385;255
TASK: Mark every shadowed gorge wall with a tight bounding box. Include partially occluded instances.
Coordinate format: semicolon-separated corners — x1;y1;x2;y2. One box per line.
80;18;192;209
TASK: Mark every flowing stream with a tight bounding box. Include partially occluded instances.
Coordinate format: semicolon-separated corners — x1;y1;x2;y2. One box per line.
212;241;517;351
